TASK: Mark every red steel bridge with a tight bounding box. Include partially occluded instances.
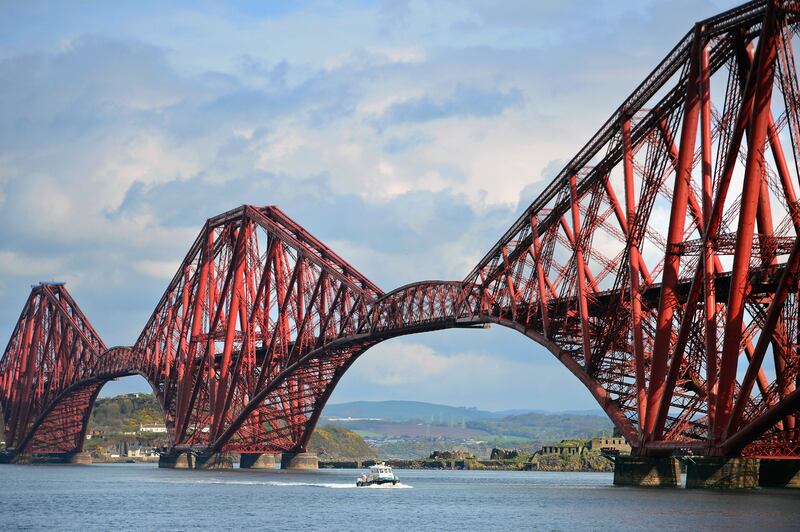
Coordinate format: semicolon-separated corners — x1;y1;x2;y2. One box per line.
4;0;800;467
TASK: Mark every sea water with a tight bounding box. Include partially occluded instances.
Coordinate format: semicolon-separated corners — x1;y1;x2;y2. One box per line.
1;463;799;530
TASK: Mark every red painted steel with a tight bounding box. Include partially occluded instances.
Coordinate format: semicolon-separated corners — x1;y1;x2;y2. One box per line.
3;0;800;460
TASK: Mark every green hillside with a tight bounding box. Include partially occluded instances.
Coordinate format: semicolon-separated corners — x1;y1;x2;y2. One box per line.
89;393;164;432
308;424;377;460
88;395;377;461
0;397;162;439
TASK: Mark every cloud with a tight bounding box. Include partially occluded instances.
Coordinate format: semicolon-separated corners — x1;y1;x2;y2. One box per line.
0;251;65;278
376;85;524;127
351;343;451;385
133;259;181;279
333;338;599;411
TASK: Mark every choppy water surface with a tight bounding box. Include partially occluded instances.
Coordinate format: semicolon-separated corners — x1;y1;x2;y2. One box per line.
1;464;799;530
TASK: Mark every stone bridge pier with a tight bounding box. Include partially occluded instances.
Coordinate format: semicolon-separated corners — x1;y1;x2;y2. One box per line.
612;456;800;489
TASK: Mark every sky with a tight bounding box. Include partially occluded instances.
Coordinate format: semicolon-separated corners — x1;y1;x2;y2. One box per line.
0;0;741;411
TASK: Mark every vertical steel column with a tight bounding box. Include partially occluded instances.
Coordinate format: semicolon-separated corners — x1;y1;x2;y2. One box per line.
726;237;800;438
569;173;592;370
714;1;781;440
699;41;718;426
501;247;518;319
6;308;34;447
175;226;212;443
622;117;647;429
530;216;550;336
645;25;703;438
211;221;248;439
767;116;800;228
767;115;798;423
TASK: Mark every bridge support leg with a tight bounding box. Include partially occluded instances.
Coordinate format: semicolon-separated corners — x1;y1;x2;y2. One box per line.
281;452;318;470
0;453;31;464
158;451;234;469
685;457;758;489
758;459;800;488
239;453;278;469
0;452;92;464
60;451;93;464
158;452;191;469
613;456;680;487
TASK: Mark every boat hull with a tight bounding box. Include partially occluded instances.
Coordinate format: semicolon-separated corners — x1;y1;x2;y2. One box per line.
356;478;398;487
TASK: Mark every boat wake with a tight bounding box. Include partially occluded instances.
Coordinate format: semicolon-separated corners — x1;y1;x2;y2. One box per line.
358;482;413;489
151;478;412;489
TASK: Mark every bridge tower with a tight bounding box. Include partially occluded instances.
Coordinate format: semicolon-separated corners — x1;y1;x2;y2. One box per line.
3;1;800;488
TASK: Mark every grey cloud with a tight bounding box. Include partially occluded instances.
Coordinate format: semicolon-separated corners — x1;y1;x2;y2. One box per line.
515;158;564;214
376;85;524;128
0;37;186;148
114;168;514;280
238;56;291;88
382;132;432;153
451;0;605;31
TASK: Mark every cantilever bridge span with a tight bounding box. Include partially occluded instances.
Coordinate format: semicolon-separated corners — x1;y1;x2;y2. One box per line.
4;1;800;474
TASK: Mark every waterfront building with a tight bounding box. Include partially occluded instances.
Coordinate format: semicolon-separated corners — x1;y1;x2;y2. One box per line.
588;437;631;454
127;444;157;458
139;424;168;433
540;441;584;455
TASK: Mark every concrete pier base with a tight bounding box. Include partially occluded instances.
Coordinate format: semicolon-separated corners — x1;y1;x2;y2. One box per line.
759;459;800;488
1;451;91;464
60;451;93;464
613;456;680;487
158;451;234;469
685;457;758;489
239;453;278;469
158;452;190;469
281;452;318;470
0;452;30;464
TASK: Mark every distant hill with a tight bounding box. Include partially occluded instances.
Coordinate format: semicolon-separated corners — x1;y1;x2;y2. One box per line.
321;400;604;423
322;403;614;459
496;408;605;417
321;400;500;422
467;411;613;443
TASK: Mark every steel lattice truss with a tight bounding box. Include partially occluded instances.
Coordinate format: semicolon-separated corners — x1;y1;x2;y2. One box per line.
4;0;800;459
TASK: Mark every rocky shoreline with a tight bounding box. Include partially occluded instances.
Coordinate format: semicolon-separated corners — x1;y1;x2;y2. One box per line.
320;456;613;472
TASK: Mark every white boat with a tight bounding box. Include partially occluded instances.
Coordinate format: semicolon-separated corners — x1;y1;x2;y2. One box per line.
356;463;399;486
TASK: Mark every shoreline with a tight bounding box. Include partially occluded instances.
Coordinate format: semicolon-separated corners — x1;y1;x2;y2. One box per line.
80;455;614;472
320;458;613;472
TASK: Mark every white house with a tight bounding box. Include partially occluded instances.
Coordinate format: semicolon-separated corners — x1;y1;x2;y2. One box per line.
139;424;168;433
